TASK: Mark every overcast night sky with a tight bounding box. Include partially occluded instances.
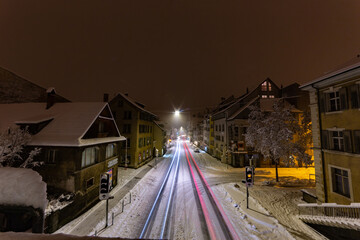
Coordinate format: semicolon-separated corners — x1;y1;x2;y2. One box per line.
1;0;360;121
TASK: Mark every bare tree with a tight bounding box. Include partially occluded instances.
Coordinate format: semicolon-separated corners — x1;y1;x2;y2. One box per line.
245;100;312;181
0;127;42;168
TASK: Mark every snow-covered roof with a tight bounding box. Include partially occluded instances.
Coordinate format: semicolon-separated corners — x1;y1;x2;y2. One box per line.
115;93;157;117
300;58;360;90
0;102;125;147
0;167;47;210
228;97;259;120
260;98;301;112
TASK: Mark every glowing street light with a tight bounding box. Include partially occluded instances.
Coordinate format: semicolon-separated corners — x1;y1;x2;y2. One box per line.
174;110;180;117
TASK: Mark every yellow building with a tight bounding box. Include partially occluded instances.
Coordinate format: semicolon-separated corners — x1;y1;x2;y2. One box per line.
153;121;166;157
109;93;157;168
301;61;360;204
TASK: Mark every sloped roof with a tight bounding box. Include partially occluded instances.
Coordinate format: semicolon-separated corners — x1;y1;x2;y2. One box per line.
0;102;124;147
228;97;301;120
213;78;279;118
228;96;259;120
300;58;360;89
112;93;157;117
0;66;69;103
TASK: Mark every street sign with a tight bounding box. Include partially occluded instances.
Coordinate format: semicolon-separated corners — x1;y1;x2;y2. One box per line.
99;173;110;200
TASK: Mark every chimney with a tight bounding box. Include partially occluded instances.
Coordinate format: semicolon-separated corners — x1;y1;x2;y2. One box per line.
125;93;129;96
246;87;249;94
103;93;109;102
46;87;56;109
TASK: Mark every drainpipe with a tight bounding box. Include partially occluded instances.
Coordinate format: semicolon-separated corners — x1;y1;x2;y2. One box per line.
312;84;328;203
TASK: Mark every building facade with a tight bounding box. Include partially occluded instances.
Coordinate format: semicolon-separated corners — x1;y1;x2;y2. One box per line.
301;62;360;204
109;93;158;168
0;101;124;231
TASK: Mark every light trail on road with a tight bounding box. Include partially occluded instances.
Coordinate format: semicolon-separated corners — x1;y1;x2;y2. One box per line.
184;142;240;240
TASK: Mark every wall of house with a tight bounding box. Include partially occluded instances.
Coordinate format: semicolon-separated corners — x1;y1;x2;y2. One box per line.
153;124;165;157
136;118;154;167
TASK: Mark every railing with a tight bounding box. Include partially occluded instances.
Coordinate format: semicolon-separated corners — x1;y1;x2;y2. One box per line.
298;203;360;219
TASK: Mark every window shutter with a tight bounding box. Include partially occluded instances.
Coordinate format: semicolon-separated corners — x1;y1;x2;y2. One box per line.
354;130;360;154
343;130;352;153
322;130;329;150
350;85;360;109
340;87;348;110
319;92;326;112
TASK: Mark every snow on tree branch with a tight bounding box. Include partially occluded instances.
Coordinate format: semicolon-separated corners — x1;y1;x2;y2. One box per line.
245;99;313;167
0;127;42;168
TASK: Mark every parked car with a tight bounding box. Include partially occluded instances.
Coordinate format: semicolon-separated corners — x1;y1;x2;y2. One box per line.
194;148;200;153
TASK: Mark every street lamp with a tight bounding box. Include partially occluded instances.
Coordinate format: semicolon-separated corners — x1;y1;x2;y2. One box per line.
174;110;180;117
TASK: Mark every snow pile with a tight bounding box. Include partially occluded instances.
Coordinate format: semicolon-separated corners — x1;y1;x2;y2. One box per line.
0;167;47;210
46;193;74;216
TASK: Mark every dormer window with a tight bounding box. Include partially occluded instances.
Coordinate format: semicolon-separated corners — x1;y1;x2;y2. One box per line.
16;118;53;135
261;82;267;91
268;82;272;91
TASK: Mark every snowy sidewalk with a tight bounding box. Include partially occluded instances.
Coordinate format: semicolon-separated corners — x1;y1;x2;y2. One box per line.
197;152;324;240
55;156;165;236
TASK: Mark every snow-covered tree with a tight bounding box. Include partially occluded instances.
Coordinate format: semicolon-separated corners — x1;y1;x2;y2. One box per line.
0;127;42;168
245;100;312;181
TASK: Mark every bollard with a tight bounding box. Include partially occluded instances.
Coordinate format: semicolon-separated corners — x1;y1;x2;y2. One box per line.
95;230;97;236
122;199;124;212
130;192;132;203
112;212;114;226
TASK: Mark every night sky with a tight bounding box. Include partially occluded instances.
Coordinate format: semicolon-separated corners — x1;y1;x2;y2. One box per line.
1;0;360;123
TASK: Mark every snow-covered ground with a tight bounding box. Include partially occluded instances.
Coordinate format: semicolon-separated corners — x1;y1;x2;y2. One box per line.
195;151;324;240
2;142;325;240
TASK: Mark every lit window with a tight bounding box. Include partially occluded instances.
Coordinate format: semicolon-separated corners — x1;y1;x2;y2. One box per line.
331;167;350;198
106;143;117;159
262;95;268;98
81;147;98;168
268;82;272;91
269;95;274;98
261;82;267;91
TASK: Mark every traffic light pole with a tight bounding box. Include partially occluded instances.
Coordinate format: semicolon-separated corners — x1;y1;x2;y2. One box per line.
105;196;114;228
246;185;249;209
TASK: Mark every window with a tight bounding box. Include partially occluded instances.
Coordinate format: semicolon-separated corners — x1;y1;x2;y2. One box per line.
331;167;350;198
215;125;218;131
46;149;56;164
124;111;132;120
261;81;267;91
221;136;224;142
262;95;268;98
329;91;340;112
86;178;94;189
106;143;117;159
234;127;239;137
269;95;275;98
139;138;143;148
330;130;344;151
99;121;105;133
122;124;131;134
81;147;98;168
222;124;224;132
350;84;360;109
353;130;360;153
268;82;272;91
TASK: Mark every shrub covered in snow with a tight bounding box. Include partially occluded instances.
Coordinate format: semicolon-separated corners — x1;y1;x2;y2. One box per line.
0;127;42;168
0;167;47;210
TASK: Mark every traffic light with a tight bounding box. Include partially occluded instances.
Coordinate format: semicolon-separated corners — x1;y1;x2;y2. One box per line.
99;173;110;200
245;167;254;187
